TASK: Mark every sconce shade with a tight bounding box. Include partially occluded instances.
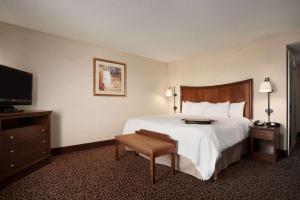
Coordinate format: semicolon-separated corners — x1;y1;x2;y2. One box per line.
165;88;173;97
259;78;272;93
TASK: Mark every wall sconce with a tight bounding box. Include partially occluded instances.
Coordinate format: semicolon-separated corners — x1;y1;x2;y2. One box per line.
259;77;273;122
165;86;177;113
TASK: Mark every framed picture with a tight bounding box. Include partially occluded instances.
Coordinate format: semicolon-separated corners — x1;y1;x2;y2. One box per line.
93;58;126;96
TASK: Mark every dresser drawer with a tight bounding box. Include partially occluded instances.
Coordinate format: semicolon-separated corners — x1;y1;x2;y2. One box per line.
251;129;274;140
2;136;49;161
1;124;48;146
1;148;50;176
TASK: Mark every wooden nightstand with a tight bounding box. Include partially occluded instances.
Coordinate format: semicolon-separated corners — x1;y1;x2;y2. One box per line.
250;126;280;163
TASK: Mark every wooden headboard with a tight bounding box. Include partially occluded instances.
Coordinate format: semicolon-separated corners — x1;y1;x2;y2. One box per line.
180;79;253;119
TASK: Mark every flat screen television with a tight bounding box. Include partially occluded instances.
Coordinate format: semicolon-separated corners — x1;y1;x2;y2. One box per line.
0;64;33;111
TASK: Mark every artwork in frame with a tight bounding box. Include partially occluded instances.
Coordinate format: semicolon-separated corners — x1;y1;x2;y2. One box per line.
93;58;126;96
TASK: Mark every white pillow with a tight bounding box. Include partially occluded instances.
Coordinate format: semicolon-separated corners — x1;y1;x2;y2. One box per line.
201;102;230;118
229;102;245;118
181;101;208;116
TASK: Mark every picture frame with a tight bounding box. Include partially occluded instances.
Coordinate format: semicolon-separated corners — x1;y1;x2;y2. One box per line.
93;58;126;96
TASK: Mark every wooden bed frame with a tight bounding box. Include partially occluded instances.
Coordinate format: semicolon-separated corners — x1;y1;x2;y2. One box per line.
180;79;253;180
180;79;253;119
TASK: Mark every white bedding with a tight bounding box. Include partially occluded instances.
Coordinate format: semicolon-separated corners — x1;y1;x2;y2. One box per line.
123;115;251;180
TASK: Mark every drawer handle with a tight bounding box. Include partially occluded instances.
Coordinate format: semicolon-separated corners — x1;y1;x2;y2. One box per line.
10;135;15;139
10;150;15;153
41;128;46;133
42;140;46;143
10;164;15;168
42;151;46;154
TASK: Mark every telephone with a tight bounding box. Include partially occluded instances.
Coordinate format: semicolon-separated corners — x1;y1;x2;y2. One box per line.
266;122;280;128
253;120;265;126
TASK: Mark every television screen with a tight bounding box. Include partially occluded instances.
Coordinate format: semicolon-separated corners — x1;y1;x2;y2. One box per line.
0;65;33;105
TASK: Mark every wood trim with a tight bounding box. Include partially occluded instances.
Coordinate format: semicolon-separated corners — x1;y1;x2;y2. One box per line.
136;129;177;145
0;111;52;119
93;57;127;97
51;139;115;155
250;126;280;131
180;79;253;119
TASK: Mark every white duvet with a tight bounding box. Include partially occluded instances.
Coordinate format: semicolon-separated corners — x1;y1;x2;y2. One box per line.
123;115;251;180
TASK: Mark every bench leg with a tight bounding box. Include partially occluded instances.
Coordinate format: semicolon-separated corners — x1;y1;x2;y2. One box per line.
213;171;218;181
171;152;176;176
115;140;119;161
150;156;155;184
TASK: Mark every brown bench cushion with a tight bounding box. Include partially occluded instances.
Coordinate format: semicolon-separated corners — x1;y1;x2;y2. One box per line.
116;130;176;184
116;134;175;156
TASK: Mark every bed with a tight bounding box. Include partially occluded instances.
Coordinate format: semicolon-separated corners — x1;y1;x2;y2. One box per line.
123;79;253;180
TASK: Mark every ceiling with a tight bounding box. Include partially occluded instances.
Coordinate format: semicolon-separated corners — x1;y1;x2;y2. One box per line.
0;0;300;62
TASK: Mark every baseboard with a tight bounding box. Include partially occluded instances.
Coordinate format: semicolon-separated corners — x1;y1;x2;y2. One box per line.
51;139;115;155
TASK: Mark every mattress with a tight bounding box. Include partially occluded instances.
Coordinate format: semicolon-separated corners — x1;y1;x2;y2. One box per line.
123;115;251;180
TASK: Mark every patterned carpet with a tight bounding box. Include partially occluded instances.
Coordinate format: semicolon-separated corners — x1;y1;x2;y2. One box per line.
1;140;300;200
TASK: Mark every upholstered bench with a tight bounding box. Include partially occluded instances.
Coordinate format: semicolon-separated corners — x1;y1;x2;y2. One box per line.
115;129;176;184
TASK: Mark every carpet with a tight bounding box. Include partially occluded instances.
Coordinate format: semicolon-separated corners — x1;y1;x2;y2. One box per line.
1;141;300;200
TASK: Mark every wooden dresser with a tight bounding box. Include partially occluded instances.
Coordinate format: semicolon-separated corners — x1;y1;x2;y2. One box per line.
0;111;52;189
250;126;279;163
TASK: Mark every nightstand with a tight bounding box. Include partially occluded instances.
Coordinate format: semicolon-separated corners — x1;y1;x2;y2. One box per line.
250;126;280;163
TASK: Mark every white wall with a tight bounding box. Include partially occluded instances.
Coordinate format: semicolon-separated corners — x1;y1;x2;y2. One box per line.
0;22;169;148
168;32;300;150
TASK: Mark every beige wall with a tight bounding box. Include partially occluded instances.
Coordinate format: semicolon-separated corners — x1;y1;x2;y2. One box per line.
1;21;300;150
0;22;169;148
168;32;300;150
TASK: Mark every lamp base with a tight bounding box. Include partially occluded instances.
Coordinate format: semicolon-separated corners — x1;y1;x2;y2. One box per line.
173;106;177;113
265;108;273;114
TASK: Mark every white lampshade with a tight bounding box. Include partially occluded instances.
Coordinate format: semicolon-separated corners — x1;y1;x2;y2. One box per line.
259;78;272;93
165;88;173;97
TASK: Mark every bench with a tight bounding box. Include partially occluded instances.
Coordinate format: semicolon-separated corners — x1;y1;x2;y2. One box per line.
115;129;177;184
